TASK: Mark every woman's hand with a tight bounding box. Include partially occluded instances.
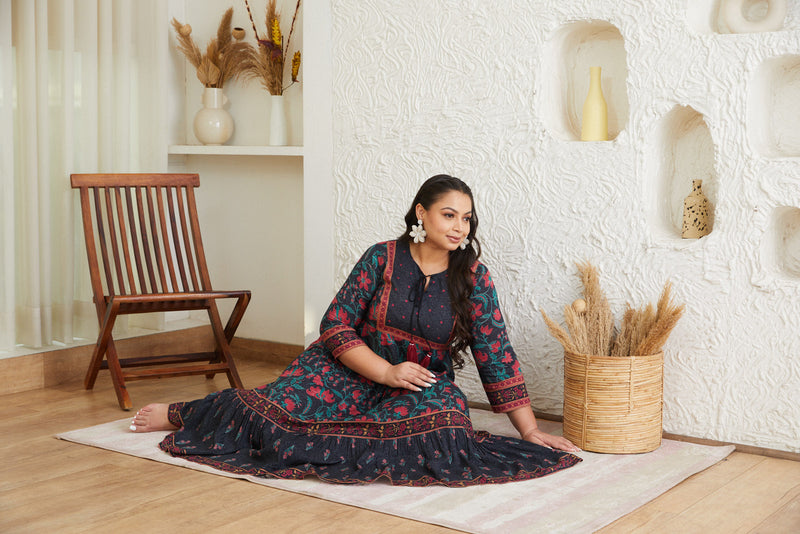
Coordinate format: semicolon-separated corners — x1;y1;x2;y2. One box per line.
381;362;437;392
522;428;581;453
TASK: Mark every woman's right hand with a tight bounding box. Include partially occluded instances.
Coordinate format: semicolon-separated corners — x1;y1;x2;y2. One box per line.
381;362;437;391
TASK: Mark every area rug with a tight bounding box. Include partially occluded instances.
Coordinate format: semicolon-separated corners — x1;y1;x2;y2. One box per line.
56;409;734;534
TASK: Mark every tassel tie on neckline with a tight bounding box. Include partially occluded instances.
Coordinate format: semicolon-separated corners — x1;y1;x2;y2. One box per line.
407;275;432;368
407;274;429;333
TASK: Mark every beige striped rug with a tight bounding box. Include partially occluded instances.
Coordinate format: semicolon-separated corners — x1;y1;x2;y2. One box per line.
57;409;733;534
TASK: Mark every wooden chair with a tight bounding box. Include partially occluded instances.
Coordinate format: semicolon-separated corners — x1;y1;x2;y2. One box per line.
71;173;250;410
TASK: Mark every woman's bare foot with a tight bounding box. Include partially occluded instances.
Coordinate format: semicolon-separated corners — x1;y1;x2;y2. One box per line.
130;403;179;433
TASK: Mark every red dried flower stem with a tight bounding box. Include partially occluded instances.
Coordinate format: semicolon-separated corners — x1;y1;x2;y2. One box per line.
284;0;301;56
244;0;260;40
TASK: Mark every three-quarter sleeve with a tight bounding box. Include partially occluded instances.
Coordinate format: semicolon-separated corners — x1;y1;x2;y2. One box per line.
320;243;387;358
469;263;531;413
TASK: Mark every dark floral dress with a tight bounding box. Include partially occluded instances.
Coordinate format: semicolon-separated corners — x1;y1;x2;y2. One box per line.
159;240;580;486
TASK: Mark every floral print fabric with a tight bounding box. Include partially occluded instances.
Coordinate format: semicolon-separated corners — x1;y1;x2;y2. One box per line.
159;240;580;486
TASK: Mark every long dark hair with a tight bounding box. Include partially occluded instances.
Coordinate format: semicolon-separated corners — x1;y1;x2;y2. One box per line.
399;174;481;368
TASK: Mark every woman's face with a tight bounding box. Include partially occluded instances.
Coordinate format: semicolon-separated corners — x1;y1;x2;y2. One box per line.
416;190;472;252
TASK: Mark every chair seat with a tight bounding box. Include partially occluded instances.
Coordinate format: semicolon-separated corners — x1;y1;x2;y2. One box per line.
105;291;250;314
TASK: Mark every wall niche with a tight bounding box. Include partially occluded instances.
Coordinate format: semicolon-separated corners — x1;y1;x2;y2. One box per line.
648;104;718;241
749;55;800;158
541;20;628;142
687;0;788;34
762;206;800;278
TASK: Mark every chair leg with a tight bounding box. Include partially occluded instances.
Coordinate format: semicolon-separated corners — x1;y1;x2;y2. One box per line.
84;338;106;391
85;300;132;410
207;301;243;389
105;340;133;410
85;301;118;389
223;293;251;342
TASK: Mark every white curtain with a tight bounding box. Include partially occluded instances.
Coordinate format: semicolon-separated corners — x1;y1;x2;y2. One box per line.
0;0;169;352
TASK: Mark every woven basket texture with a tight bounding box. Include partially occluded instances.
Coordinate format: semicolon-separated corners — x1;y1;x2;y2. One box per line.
563;350;664;454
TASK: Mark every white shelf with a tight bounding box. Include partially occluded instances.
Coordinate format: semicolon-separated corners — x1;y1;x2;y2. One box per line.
168;145;304;157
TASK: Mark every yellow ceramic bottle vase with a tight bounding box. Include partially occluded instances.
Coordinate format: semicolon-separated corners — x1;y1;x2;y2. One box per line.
581;66;609;141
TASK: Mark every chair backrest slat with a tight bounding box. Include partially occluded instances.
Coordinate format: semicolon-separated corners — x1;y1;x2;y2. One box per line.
186;186;212;290
113;187;138;294
124;187;148;294
103;188;127;295
145;186;169;293
72;173;207;300
165;187;190;292
175;186;200;291
134;186;158;293
156;186;179;292
91;187;116;297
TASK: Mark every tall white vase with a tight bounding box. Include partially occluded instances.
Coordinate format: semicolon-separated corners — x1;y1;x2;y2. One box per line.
269;94;288;146
193;88;234;145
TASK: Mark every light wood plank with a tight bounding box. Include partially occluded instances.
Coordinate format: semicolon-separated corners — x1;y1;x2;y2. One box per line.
0;352;43;394
750;491;800;533
679;456;800;533
1;340;798;534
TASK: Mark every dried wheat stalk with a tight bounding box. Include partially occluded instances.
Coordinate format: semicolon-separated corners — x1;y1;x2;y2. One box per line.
540;309;578;353
563;301;590;354
610;304;635;357
541;263;683;358
630;303;657;355
576;261;615;356
635;281;684;356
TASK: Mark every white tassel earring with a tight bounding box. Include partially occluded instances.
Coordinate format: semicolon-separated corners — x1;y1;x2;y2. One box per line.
460;237;469;250
410;219;426;243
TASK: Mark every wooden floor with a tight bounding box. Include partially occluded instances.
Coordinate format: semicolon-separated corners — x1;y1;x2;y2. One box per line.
2;355;799;533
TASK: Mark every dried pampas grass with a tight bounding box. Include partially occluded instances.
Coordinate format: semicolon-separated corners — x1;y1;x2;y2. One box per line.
563;300;589;354
576;261;615;357
634;281;685;356
171;8;252;88
540;309;577;354
541;262;683;357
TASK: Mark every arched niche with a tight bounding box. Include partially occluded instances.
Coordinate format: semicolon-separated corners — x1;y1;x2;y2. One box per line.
541;20;628;142
687;0;787;34
762;207;800;278
749;55;800;158
648;105;718;240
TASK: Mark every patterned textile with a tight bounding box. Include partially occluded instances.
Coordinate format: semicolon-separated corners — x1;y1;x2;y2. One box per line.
159;240;580;486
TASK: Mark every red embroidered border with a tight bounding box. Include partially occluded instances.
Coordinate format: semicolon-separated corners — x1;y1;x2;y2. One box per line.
238;390;473;441
483;374;525;392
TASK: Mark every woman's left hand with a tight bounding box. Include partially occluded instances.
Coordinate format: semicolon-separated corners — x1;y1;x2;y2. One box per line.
522;428;581;453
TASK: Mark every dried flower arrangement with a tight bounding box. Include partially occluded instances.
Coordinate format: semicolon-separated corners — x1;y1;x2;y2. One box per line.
171;8;252;88
243;0;302;95
541;262;684;357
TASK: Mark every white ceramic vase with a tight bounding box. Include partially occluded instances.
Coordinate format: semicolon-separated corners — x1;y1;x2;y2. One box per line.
193;87;234;145
269;94;288;146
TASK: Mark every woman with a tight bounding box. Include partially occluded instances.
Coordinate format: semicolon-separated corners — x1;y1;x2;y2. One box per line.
132;174;581;487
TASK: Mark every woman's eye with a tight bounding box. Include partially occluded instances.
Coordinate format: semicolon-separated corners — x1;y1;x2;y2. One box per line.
444;213;454;218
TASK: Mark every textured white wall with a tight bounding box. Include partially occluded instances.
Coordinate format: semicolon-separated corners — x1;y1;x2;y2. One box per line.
329;0;800;452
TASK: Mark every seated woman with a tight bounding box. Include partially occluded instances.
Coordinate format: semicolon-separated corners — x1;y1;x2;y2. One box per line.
131;174;581;487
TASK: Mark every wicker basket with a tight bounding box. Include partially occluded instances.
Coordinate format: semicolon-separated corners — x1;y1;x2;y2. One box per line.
563;350;664;454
